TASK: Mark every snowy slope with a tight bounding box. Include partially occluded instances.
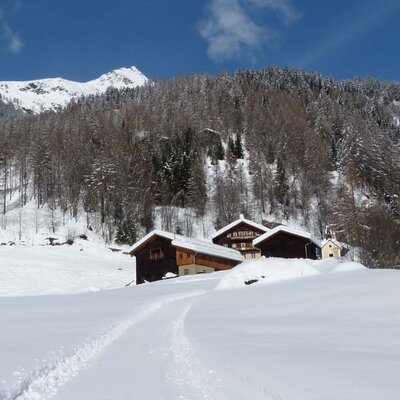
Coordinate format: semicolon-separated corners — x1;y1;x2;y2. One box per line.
0;66;148;113
0;199;135;296
0;258;399;400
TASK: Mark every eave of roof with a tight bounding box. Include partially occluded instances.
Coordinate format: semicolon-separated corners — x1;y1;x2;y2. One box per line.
172;237;244;262
253;225;321;248
321;238;342;248
211;217;269;240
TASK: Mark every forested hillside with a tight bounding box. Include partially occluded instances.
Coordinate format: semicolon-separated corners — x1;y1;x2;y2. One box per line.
0;67;399;267
0;95;23;122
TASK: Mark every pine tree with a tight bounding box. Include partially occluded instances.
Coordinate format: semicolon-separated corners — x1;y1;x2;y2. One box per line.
227;137;236;160
234;133;244;159
157;127;196;206
274;158;289;207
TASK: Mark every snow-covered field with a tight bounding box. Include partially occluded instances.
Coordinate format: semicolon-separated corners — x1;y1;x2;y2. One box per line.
0;256;399;399
0;243;134;297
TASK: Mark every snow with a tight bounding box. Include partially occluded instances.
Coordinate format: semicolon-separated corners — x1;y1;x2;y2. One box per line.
0;66;148;113
128;229;175;253
172;236;244;262
0;191;123;247
163;272;178;279
0;242;135;297
321;237;342;248
186;267;400;400
0;196;136;297
0;255;399;399
216;257;365;289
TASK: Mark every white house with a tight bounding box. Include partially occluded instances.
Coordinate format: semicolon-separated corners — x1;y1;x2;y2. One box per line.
321;239;342;259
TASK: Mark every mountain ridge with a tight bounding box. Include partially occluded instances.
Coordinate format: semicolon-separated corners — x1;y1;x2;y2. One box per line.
0;66;148;114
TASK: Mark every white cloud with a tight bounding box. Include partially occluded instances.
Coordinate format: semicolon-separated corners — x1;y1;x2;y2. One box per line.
248;0;300;25
0;6;23;53
199;0;300;62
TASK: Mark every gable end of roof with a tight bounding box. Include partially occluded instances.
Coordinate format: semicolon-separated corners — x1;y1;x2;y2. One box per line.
211;218;269;240
128;230;175;255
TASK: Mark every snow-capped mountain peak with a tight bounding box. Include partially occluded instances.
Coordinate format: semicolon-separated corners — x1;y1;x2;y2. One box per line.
0;66;148;114
91;66;147;90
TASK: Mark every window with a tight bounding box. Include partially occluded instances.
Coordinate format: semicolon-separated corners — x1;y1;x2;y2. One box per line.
241;243;246;248
239;231;251;237
150;248;164;261
232;243;237;248
224;244;228;247
251;252;256;258
184;269;189;275
329;254;334;257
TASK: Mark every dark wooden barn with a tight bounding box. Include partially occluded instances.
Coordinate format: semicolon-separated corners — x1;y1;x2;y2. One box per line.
130;232;178;284
253;226;321;259
129;230;244;284
212;216;269;259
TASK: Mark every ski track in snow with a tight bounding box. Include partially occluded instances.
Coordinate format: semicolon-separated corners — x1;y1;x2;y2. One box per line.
0;290;205;400
1;286;291;400
167;304;227;400
167;303;292;400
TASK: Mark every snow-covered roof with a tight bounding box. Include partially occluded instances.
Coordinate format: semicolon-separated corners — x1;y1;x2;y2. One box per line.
321;238;342;248
253;225;321;248
129;230;175;254
211;217;269;240
172;236;244;262
129;230;244;262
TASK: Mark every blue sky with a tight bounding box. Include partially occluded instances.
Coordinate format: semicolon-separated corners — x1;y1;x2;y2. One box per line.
0;0;400;82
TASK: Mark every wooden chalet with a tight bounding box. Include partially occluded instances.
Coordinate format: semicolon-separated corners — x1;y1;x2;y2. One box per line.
253;225;321;259
212;216;269;259
129;230;244;284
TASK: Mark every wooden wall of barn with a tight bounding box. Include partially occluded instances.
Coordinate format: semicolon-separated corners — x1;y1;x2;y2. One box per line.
135;237;177;284
256;232;319;259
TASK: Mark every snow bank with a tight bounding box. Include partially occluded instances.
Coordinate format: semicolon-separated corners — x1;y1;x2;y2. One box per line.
216;257;365;289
